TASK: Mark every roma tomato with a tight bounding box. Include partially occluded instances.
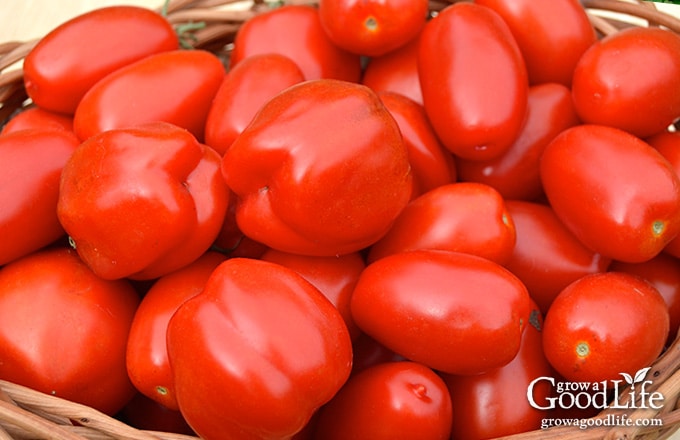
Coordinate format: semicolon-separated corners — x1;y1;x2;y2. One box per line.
313;361;452;440
444;304;554;439
166;258;353;440
378;91;456;198
540;124;680;263
126;251;226;411
351;249;532;375
0;247;139;415
318;0;428;57
362;33;422;104
456;82;580;201
572;27;680;138
0;129;79;266
222;79;412;256
230;5;361;82
503;200;611;315
260;249;365;340
367;182;516;266
204;53;305;155
543;272;669;383
23;6;178;115
1;107;74;135
475;0;595;86
58;122;229;280
418;2;528;161
74;50;225;142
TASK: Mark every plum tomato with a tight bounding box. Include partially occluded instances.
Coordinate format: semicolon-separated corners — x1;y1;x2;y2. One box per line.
542;272;669;383
1;107;74;135
351;249;532;375
540;124;680;263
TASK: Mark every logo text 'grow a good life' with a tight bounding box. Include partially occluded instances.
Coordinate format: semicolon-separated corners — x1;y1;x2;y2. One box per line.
527;367;664;411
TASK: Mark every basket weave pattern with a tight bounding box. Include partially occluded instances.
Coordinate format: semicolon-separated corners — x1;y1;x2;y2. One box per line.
2;0;680;439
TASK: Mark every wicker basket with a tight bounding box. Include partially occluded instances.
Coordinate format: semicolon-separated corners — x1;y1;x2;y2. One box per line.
2;0;680;439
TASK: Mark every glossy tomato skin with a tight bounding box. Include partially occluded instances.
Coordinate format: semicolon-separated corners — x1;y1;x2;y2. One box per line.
543;272;669;383
0;247;140;415
503;200;611;315
540;124;680;263
572;27;680;138
444;304;554;439
378;91;456;198
351;249;532;375
204;53;305;155
166;258;353;440
609;254;680;346
23;6;178;115
260;249;365;340
231;5;361;82
418;2;528;161
74;50;225;142
475;0;595;86
313;361;452;440
367;182;516;266
1;107;74;135
222;79;413;256
318;0;428;57
0;129;80;266
58;122;230;280
457;82;580;201
126;251;226;411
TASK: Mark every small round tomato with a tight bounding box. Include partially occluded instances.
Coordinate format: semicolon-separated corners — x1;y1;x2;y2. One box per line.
418;2;528;160
362;33;422;104
456;82;580;201
204;53;305;155
367;182;516;266
540;124;680;263
0;247;140;415
1;107;74;135
572;27;680;138
318;0;428;57
542;272;669;383
351;249;532;375
313;361;452;440
230;4;361;82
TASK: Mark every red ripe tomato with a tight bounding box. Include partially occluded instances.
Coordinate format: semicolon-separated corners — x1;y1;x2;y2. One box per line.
0;247;140;415
503;200;611;315
456;82;580;201
126;251;226;411
260;249;365;340
572;27;680;138
444;304;554;439
318;0;428;57
166;258;353;440
23;6;178;115
74;50;225;142
57;122;229;280
351;249;532;375
475;0;596;86
362;33;422;104
378;91;456;197
313;361;452;440
222;79;413;256
540;124;680;263
204;53;305;155
367;182;516;266
609;253;680;346
543;272;669;383
418;2;528;161
0;129;79;266
230;5;361;82
1;107;74;135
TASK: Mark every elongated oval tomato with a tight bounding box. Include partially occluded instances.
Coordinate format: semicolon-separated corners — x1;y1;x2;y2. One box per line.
540;124;680;263
1;107;74;135
418;2;528;161
647;131;680;258
351;249;532;375
167;258;353;440
23;6;178;115
572;27;680;138
73;50;225;142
